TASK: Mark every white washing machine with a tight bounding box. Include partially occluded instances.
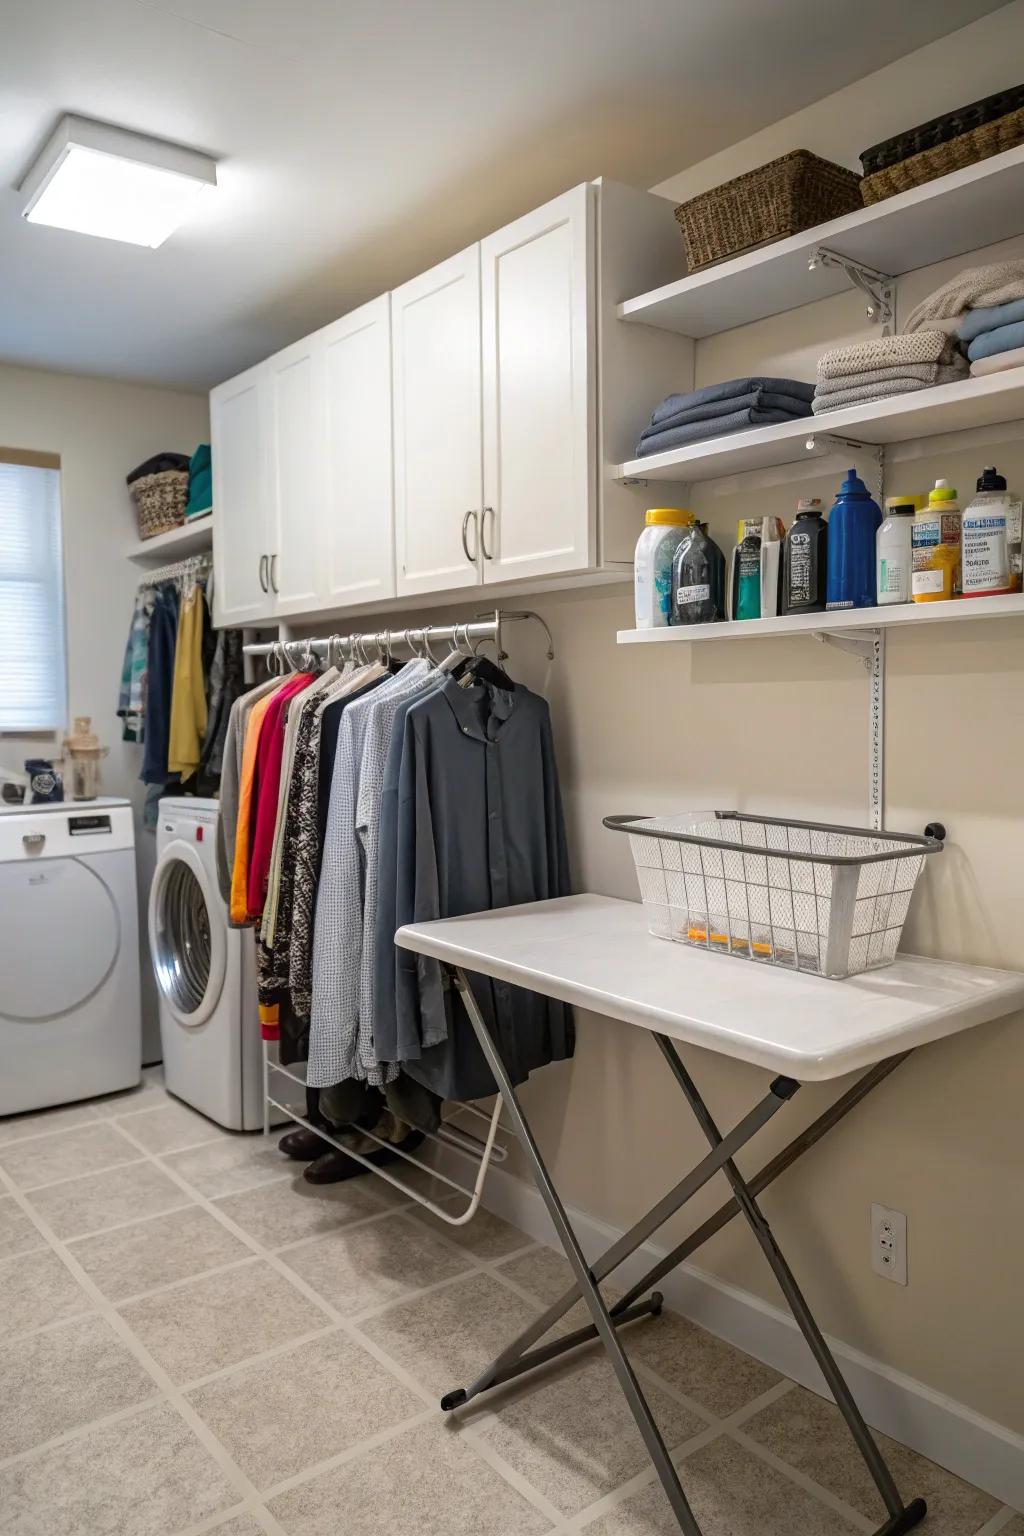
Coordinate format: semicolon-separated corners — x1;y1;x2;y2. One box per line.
150;797;263;1130
0;796;141;1116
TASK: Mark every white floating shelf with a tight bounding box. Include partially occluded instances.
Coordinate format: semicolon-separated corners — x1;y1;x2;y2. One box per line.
614;367;1024;484
618;592;1024;646
126;515;212;565
619;144;1024;337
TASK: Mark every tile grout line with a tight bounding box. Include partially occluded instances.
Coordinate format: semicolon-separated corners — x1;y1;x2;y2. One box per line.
0;1159;290;1536
0;1393;166;1475
729;1422;877;1532
59;1195;199;1246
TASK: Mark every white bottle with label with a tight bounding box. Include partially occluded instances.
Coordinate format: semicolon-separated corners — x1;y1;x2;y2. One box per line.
634;509;694;628
876;497;917;605
962;466;1016;598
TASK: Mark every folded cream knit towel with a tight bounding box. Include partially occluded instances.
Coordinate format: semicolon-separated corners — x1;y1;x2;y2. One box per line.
817;331;960;379
814;358;967;398
904;260;1024;334
812;366;965;413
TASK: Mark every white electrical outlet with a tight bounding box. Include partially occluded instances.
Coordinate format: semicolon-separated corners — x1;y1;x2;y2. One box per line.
871;1203;907;1285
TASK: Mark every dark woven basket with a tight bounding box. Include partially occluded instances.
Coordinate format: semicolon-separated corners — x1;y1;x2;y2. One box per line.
860;105;1024;205
674;150;863;273
860;83;1024;175
130;469;189;540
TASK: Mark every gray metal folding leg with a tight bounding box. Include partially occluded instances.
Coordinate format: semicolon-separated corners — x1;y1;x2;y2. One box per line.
652;1034;926;1536
448;970;703;1535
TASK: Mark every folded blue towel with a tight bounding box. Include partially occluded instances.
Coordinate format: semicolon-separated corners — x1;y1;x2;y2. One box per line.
959;296;1024;343
648;376;814;427
640;389;812;442
636;406;806;458
967;319;1024;362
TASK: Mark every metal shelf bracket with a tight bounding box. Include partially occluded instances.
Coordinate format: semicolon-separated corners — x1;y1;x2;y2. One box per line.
809;247;896;335
813;626;885;829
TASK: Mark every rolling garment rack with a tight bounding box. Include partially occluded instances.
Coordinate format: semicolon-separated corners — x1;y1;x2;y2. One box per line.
242;609;555;1226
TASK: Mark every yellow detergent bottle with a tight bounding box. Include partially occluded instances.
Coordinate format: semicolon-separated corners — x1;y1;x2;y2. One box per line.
912;479;961;602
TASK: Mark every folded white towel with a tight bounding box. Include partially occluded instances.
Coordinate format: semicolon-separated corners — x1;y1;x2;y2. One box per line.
904;260;1024;334
969;346;1024;378
816;331;960;380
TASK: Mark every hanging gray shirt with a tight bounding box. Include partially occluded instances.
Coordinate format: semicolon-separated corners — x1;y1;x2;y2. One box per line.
383;675;574;1102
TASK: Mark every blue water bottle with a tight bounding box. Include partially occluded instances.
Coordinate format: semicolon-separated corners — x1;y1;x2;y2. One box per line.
826;469;882;610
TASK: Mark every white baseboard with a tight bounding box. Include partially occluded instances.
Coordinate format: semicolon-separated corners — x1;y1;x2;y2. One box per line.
452;1152;1024;1511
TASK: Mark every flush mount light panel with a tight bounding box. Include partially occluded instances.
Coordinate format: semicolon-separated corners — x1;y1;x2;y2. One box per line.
19;115;217;248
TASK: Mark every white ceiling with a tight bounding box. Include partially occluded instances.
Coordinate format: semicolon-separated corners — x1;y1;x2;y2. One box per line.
0;0;1006;392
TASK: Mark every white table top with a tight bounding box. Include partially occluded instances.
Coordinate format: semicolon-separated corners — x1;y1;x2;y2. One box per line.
395;894;1024;1081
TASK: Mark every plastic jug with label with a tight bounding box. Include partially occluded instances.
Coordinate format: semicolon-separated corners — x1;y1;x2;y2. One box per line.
912;480;961;603
962;467;1016;597
634;509;694;628
825;469;882;610
671;521;725;625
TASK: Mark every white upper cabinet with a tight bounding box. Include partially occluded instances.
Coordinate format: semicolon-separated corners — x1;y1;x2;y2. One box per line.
209;180;690;623
266;335;325;615
321;296;396;606
210;363;273;627
392;246;483;597
481;184;595;583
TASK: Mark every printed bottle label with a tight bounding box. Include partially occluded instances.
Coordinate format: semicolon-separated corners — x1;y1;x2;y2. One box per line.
676;583;710;605
788;530;812;603
878;558;908;597
962;512;1009;593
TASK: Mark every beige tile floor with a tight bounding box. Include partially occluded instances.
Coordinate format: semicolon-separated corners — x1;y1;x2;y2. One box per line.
0;1069;1017;1536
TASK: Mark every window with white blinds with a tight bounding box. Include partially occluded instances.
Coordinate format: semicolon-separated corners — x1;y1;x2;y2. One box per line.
0;461;67;731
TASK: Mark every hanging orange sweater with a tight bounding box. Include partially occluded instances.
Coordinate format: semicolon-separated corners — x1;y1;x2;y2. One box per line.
229;689;278;925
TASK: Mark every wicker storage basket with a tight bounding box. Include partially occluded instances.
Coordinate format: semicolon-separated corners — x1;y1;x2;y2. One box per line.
130;469;189;540
674;150;862;272
860;83;1024;175
861;105;1024;205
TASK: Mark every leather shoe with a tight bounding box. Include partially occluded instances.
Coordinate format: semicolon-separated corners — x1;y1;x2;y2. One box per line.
302;1131;426;1185
279;1127;334;1161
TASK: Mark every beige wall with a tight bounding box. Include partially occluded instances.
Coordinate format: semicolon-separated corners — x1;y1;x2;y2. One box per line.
0;363;209;1051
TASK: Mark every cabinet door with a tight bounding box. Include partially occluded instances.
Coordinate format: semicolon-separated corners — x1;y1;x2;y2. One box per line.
210;363;273;626
392;246;483;596
481;184;595;583
321;296;396;606
266;335;325;614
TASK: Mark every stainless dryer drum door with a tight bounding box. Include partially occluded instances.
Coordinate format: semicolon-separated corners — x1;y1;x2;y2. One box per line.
148;840;226;1027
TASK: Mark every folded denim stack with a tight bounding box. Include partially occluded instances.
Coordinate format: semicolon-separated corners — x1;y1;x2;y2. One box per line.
960;297;1024;377
635;377;815;457
812;332;967;414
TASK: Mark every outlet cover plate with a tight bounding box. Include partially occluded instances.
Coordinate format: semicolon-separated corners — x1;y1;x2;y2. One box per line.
871;1202;907;1285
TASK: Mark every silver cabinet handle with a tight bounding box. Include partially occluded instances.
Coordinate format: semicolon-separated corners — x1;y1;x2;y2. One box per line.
22;833;45;853
461;510;479;565
259;554;269;593
269;554;279;594
481;505;496;560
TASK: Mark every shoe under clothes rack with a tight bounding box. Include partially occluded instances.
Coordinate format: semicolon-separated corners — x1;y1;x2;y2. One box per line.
241;608;555;1225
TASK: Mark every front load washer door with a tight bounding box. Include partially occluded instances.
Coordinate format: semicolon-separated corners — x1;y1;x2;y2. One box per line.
0;858;120;1021
149;840;226;1027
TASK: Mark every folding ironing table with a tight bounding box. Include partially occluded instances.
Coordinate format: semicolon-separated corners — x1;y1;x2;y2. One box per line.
396;893;1024;1536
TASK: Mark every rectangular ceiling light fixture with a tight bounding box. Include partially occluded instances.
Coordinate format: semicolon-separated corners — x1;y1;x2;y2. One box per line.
20;114;217;248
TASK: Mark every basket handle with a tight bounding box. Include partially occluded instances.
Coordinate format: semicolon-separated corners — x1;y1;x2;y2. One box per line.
603;815;651;834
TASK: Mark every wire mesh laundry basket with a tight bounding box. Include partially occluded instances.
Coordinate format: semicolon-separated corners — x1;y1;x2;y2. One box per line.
606;811;944;980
